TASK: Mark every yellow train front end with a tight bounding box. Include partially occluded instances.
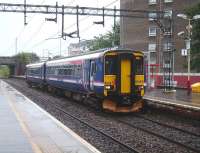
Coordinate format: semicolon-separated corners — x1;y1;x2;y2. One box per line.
103;50;144;113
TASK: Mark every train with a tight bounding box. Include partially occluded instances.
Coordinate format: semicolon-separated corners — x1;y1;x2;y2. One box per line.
26;48;145;113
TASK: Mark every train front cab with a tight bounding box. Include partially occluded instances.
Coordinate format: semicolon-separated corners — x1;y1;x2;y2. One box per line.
103;50;144;113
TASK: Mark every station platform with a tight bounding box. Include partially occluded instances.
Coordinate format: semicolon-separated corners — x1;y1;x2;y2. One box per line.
0;80;100;153
144;88;200;112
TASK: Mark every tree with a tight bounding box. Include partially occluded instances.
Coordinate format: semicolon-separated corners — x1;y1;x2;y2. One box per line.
13;52;40;75
89;22;120;51
52;55;64;60
13;52;40;64
186;3;200;72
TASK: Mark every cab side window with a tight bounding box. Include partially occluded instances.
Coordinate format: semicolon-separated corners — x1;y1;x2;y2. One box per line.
91;61;96;76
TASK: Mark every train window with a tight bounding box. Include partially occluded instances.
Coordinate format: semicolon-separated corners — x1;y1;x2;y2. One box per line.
63;69;67;75
48;67;53;75
55;68;59;75
52;67;55;75
135;57;144;75
69;69;72;76
47;68;50;74
105;56;117;75
47;67;50;74
71;65;75;76
94;63;96;74
77;65;82;77
50;67;53;74
58;69;63;75
90;61;96;76
48;67;52;75
74;64;81;77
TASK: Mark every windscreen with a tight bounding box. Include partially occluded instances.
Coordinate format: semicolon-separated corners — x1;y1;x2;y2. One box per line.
105;56;117;75
135;56;144;75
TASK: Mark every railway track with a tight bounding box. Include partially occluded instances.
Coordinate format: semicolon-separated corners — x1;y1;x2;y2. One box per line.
5;78;200;153
134;114;200;137
116;119;200;153
46;100;140;153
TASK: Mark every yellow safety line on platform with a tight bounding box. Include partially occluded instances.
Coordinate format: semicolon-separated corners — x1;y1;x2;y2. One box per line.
1;82;43;153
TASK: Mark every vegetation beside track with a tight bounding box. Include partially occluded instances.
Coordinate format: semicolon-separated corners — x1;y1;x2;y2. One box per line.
0;65;10;78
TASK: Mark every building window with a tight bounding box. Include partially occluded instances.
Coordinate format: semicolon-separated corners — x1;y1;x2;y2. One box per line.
148;43;156;52
149;27;157;36
163;42;172;51
150;52;156;64
149;12;157;20
164;0;173;3
164;27;172;35
164;10;172;18
148;0;157;5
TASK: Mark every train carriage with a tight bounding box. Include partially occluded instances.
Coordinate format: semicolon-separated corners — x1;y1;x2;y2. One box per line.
102;49;144;112
26;48;144;113
26;62;46;87
45;51;104;96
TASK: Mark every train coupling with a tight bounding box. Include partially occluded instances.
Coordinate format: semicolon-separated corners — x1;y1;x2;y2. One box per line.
102;99;144;113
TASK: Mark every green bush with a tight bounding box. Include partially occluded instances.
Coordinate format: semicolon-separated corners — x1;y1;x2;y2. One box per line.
0;66;10;78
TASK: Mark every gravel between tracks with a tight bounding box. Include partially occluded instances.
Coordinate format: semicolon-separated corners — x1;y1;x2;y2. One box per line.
5;78;200;153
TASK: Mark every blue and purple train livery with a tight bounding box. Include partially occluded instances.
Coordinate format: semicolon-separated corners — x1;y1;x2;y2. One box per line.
26;48;145;112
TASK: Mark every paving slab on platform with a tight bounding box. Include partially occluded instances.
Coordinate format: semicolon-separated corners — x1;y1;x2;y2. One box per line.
0;95;34;153
0;80;100;153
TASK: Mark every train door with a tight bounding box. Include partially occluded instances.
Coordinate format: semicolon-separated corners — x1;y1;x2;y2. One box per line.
133;54;145;96
120;57;131;94
89;60;96;91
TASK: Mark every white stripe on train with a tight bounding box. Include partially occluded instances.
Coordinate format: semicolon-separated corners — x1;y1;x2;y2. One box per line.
47;78;104;87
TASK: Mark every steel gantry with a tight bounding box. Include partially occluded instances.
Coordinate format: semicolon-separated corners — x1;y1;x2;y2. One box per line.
0;2;165;40
0;3;162;17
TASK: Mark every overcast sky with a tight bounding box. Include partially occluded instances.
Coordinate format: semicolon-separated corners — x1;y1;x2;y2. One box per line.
0;0;119;58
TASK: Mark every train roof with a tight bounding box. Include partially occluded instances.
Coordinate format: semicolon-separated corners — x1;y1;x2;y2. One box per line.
26;62;45;68
46;48;143;66
46;51;103;66
26;48;143;67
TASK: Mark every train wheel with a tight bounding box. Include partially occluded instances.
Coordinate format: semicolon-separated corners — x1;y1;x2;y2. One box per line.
72;93;83;102
64;91;72;98
27;82;32;88
47;85;56;95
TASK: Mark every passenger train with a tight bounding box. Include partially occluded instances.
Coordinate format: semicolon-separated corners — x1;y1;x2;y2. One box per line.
26;48;144;112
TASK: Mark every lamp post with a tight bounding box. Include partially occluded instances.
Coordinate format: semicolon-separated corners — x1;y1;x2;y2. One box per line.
177;13;200;95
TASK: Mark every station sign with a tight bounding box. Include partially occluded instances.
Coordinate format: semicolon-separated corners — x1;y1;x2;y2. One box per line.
181;49;187;56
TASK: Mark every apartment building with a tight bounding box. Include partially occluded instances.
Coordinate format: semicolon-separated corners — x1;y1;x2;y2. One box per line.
120;0;200;73
120;0;200;87
68;40;90;56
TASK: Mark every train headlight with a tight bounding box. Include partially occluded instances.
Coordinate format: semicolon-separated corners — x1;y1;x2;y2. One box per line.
138;86;144;91
105;85;111;90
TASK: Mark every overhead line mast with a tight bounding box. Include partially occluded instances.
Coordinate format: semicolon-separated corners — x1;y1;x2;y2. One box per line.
24;0;27;25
